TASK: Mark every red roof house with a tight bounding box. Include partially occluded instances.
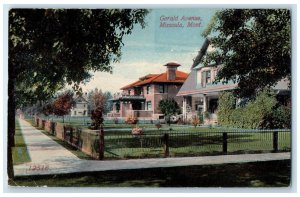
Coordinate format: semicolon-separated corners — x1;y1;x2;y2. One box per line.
108;62;188;120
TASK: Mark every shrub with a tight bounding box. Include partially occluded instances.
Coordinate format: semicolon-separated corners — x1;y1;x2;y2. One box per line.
132;126;143;135
155;122;162;130
125;114;138;124
113;117;119;124
191;115;200;128
218;89;290;129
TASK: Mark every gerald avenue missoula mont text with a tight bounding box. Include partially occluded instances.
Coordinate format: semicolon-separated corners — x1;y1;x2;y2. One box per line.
160;15;201;28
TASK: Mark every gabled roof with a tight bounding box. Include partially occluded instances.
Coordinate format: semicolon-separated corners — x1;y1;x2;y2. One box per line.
191;37;211;69
74;95;88;103
121;70;188;90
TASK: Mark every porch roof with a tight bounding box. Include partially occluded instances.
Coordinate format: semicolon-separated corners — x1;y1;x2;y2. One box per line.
176;69;237;96
109;95;146;102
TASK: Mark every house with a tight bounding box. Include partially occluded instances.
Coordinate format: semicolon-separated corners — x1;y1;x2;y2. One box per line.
177;38;290;125
70;94;89;116
108;62;189;120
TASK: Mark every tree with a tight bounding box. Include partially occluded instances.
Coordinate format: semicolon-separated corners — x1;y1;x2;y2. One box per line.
42;102;54;118
158;99;180;126
103;91;113;114
52;91;74;123
8;9;148;178
202;9;291;98
89;89;106;130
89;89;107;160
87;89;112;115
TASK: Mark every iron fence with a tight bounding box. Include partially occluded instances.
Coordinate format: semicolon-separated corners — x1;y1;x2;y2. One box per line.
103;130;291;159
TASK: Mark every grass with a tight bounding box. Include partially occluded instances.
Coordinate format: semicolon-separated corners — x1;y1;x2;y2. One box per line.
9;160;291;187
12;120;31;165
26;116;291;160
103;131;291;159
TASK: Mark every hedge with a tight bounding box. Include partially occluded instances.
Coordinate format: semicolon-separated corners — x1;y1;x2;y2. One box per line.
218;89;291;129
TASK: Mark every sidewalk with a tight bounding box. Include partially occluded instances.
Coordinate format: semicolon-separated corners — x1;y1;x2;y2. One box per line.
14;118;291;177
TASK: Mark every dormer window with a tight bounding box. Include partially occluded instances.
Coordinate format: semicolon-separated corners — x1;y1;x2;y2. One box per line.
199;69;211;87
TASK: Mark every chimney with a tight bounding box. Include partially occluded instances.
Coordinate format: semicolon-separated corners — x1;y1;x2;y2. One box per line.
164;62;181;81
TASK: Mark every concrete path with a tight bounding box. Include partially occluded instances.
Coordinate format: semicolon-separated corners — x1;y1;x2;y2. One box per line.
14;118;291;177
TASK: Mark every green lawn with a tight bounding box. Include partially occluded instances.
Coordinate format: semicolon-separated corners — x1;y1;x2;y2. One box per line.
103;131;290;159
25;116;291;160
12;120;31;165
9;160;291;187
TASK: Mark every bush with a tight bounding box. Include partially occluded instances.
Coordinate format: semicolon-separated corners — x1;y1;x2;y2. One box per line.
155;122;162;130
125;114;138;124
191;115;200;128
218;89;291;129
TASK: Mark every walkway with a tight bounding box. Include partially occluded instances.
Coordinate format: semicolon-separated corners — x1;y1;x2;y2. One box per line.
14;118;291;177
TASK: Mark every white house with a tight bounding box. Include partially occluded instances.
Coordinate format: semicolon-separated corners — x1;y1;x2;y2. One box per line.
70;95;89;116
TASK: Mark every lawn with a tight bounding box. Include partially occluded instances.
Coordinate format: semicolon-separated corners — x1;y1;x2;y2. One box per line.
12;120;31;165
103;131;290;159
25;116;291;160
9;160;291;187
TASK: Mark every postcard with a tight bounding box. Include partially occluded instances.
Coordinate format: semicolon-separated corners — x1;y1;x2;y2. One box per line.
5;6;293;190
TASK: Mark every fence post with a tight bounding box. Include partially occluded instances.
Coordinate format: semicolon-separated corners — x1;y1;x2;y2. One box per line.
163;133;169;157
222;132;228;154
99;125;105;160
273;131;279;152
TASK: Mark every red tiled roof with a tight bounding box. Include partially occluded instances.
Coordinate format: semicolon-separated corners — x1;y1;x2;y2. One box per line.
121;70;188;90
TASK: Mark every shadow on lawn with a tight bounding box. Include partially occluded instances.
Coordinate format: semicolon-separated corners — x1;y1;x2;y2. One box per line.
10;160;291;187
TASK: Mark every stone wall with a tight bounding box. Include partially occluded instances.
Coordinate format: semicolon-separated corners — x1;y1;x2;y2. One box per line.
55;122;65;140
32;117;99;159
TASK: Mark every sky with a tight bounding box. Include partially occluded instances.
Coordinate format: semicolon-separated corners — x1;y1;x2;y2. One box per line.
81;8;218;93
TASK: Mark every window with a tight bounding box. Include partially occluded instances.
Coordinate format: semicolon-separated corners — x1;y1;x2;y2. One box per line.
201;70;211;87
158;85;165;93
128;90;131;95
83;104;86;108
206;70;211;84
147;101;152;111
147;85;151;94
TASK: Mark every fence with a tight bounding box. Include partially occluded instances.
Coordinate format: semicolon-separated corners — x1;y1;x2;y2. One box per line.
30;114;161;126
30;116;291;160
103;130;290;159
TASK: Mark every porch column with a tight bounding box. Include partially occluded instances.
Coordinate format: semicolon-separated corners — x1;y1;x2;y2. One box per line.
141;102;145;110
203;94;207;112
120;101;124;117
112;103;116;112
129;102;132;110
183;96;187;122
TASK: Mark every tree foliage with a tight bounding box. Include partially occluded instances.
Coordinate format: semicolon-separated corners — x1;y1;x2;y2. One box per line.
9;9;149;107
87;88;112;114
217;89;290;129
202;9;291;97
52;91;74;122
8;8;148;179
158;98;180;125
89;89;106;130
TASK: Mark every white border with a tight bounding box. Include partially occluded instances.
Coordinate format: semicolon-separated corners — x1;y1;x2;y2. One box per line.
1;0;299;195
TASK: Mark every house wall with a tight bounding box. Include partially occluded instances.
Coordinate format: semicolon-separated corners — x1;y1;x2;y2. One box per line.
118;83;184;120
71;101;88;116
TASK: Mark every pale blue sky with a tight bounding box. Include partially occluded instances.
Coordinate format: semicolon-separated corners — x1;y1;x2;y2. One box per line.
82;8;217;93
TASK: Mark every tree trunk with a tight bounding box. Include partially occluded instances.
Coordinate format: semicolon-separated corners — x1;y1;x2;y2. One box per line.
7;56;15;179
99;124;104;160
